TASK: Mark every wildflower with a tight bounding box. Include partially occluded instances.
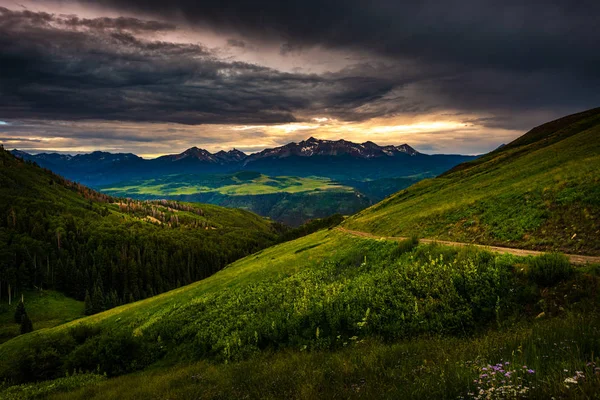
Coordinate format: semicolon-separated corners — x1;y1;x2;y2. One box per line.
527;369;535;374
480;374;488;378
564;377;578;384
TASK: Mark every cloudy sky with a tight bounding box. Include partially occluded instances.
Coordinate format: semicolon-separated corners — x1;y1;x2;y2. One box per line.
0;0;598;157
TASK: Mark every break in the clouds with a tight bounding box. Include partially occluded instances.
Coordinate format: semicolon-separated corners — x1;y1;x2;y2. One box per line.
0;1;599;156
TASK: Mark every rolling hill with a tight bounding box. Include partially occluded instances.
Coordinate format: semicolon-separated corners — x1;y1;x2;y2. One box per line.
1;109;599;399
344;108;600;255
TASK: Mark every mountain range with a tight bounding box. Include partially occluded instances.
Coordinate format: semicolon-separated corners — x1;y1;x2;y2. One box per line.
11;138;475;187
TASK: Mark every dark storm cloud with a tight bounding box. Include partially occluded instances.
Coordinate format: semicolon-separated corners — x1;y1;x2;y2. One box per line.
62;16;176;32
85;0;600;75
0;7;175;32
0;7;401;124
1;1;599;130
80;0;600;128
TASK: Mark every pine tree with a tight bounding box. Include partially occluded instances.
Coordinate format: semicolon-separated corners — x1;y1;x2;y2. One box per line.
20;313;33;334
14;297;26;323
91;284;105;314
84;289;93;315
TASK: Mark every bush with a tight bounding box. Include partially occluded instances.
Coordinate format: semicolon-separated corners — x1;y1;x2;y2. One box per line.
528;253;573;286
16;335;77;382
393;236;419;257
65;330;163;377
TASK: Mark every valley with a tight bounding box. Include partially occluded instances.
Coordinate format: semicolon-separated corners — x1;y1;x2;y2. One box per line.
12;138;474;225
98;172;370;226
0;109;599;399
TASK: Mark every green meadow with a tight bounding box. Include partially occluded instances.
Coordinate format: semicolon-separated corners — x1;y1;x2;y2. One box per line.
100;172;353;197
98;172;370;225
0;290;84;345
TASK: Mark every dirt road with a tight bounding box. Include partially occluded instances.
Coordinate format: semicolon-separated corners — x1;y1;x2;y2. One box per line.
336;227;600;265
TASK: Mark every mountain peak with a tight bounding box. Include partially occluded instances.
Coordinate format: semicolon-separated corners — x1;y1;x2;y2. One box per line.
395;144;418;156
245;137;421;162
214;148;247;163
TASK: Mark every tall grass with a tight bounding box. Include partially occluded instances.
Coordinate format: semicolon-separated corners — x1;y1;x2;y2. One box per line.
4;312;597;399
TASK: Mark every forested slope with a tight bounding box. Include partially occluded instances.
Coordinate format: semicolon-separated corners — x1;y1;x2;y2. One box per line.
0;146;280;311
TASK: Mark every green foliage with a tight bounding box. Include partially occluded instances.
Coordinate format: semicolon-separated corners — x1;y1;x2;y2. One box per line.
21;313;600;400
276;213;344;243
0;372;105;400
345;108;600;254
84;291;93;316
91;285;105;315
65;330;162;377
392;235;419;257
528;253;574;286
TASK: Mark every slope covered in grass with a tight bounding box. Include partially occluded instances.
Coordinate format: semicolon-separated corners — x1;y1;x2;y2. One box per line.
1;227;598;388
0;290;83;344
344;108;600;254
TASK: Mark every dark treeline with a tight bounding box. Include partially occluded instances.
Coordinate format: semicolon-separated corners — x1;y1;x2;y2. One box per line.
274;213;345;243
0;146;280;313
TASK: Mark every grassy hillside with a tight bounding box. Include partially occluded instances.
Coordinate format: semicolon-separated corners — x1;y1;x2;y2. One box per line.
1;226;598;375
0;146;280;315
0;227;598;398
0;290;83;344
344;108;600;255
98;172;370;226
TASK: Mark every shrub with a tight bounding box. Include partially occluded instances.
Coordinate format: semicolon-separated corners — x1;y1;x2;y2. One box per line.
66;330;163;377
69;324;102;344
16;335;77;382
528;253;573;286
393;236;419;257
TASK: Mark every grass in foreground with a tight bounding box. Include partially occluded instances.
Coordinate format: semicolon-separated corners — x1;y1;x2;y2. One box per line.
3;312;599;399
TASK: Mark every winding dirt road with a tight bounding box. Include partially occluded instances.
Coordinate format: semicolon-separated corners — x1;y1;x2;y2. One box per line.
336;227;600;265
